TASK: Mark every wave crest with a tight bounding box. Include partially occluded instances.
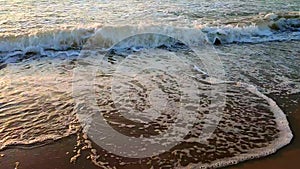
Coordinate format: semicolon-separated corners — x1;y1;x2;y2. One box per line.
0;13;299;55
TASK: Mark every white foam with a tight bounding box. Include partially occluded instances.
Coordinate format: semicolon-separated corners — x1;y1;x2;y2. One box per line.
0;16;299;57
182;79;293;169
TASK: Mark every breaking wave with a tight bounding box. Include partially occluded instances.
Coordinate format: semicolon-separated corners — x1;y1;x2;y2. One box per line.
0;12;299;58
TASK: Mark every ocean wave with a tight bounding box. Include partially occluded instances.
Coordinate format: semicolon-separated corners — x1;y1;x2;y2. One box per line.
0;13;299;56
0;26;98;53
204;12;300;44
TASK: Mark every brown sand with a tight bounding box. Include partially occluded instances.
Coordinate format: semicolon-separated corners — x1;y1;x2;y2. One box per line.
0;101;299;169
225;101;300;169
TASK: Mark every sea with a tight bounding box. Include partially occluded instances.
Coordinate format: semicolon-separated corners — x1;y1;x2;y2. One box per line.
0;0;299;169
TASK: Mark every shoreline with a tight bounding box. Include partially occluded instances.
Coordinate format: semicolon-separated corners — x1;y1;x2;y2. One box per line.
0;98;299;169
225;101;300;169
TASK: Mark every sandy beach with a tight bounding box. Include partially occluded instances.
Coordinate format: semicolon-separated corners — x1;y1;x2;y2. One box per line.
0;94;299;169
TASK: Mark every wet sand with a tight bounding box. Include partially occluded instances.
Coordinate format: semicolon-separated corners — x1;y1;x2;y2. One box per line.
225;101;300;169
0;96;299;169
0;135;99;169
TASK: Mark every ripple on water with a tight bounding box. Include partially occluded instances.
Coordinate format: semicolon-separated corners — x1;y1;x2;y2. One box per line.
0;46;294;168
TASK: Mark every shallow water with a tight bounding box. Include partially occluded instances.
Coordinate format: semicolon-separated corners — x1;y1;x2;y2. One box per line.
0;0;299;168
0;40;298;168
